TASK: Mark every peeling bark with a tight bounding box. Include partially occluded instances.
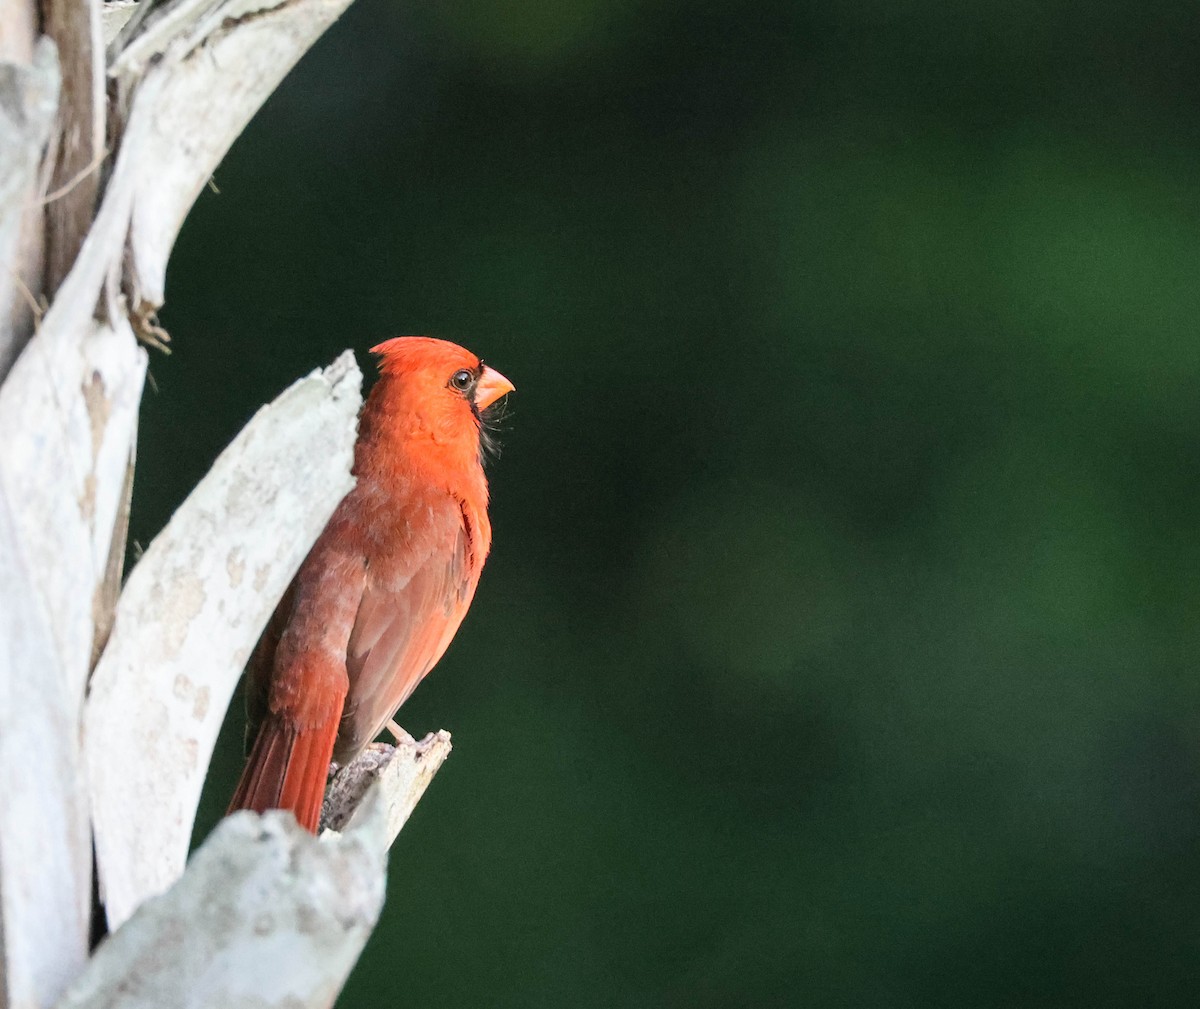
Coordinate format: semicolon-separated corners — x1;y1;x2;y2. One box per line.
86;353;362;931
0;0;451;1003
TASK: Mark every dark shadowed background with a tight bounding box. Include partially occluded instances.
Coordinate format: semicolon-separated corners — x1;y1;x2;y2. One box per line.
131;2;1200;1005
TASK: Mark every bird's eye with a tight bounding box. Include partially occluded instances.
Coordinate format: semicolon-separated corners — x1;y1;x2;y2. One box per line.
449;369;475;393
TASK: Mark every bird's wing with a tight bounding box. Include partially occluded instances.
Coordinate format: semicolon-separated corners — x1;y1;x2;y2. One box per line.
336;502;480;762
242;582;295;753
230;542;367;830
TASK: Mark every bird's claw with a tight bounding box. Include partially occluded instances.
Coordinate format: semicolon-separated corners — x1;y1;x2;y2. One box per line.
386;718;417;747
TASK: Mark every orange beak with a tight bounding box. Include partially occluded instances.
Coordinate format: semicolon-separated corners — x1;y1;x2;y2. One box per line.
475;366;514;410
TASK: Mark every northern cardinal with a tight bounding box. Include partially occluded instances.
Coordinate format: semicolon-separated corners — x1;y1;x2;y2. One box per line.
228;337;513;831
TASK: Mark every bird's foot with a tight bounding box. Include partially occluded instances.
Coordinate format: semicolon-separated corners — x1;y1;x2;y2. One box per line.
386;719;417;747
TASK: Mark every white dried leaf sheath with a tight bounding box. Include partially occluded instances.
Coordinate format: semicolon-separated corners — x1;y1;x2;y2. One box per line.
86;353;362;931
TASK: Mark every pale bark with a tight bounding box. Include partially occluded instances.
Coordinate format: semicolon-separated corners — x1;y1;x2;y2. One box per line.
55;802;389;1009
0;0;45;378
0;0;452;1005
86;353;361;932
322;732;455;846
0;32;91;1009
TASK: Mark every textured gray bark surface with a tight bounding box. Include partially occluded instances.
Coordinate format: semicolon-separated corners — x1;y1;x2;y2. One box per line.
0;2;451;1006
88;353;362;932
0;22;54;378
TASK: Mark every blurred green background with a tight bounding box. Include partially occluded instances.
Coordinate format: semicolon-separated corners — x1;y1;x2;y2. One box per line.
130;1;1200;1005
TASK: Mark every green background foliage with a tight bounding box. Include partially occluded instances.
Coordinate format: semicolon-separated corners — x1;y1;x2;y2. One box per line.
133;1;1200;1004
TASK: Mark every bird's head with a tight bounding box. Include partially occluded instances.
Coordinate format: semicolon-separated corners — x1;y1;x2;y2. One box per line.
369;336;514;465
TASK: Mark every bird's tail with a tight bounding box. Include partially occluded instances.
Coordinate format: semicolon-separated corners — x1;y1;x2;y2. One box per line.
226;713;339;833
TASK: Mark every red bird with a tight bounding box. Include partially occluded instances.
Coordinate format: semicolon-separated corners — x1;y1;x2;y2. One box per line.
228;337;513;831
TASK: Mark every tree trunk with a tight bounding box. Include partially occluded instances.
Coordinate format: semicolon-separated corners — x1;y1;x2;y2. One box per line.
0;2;451;1005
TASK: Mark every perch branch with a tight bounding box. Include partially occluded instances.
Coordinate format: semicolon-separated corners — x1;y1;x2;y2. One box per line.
321;732;455;846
